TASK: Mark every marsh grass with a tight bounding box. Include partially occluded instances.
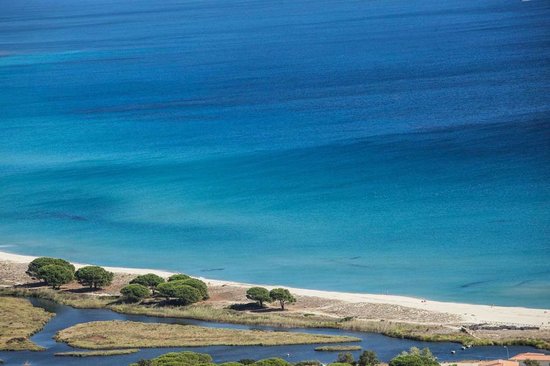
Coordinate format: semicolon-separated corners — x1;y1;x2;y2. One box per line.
54;349;139;357
110;303;340;328
111;304;423;334
314;345;362;351
55;320;361;349
0;296;54;351
103;305;550;350
2;288;548;350
1;287;116;308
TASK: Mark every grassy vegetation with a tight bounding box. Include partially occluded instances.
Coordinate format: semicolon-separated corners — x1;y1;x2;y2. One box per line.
2;288;549;351
55;349;139;357
95;304;550;350
0;296;54;351
499;338;550;349
110;303;344;329
382;326;550;350
387;330;492;346
55;320;360;349
314;345;362;351
0;287;115;308
111;303;412;336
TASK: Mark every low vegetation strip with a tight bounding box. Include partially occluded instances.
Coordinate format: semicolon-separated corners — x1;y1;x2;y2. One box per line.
0;287;114;309
315;345;362;351
110;303;342;328
55;349;139;357
3;288;549;350
55;320;361;349
0;296;54;351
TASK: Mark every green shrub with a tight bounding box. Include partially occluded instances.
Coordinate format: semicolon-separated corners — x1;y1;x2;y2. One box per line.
359;350;379;366
238;360;256;365
328;363;353;366
179;278;208;300
253;358;292;366
389;347;439;366
156;281;202;305
27;257;75;280
295;361;321;366
246;287;271;307
219;363;245;366
131;351;213;366
168;274;191;282
121;284;150;302
37;264;74;289
269;288;296;310
130;274;165;293
337;352;355;364
75;266;114;289
156;281;178;299
135;360;152;366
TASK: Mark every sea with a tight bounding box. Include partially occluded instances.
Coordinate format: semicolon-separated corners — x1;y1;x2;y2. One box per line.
0;0;549;307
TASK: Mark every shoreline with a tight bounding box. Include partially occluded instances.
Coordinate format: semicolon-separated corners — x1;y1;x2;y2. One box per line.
1;250;549;327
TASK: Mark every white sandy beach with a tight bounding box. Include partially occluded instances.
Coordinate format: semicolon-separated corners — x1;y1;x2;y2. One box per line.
1;250;548;328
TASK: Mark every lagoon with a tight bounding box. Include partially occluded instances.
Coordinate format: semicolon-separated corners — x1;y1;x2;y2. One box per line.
0;298;545;366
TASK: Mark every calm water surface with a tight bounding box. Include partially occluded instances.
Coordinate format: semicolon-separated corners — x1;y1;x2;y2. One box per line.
0;0;549;306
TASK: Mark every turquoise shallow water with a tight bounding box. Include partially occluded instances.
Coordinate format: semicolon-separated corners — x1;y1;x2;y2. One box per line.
0;0;549;307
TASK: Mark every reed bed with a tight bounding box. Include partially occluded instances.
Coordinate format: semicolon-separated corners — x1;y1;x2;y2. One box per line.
3;288;548;350
55;349;139;357
314;345;362;351
55;320;360;349
0;296;54;351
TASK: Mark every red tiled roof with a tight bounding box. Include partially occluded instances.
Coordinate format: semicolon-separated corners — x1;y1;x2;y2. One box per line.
511;353;550;362
480;360;519;366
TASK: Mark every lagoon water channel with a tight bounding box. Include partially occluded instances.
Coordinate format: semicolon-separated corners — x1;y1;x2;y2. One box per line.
0;298;547;365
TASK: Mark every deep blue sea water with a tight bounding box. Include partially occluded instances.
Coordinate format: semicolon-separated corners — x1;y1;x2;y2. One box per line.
0;0;549;307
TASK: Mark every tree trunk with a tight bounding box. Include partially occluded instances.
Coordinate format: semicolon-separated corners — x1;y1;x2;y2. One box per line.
280;300;285;310
259;300;263;307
